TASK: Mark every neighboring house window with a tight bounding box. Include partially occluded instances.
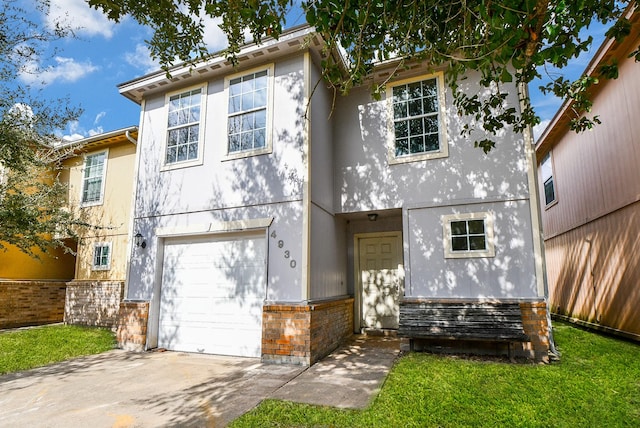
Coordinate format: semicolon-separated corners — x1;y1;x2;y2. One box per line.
225;66;273;158
81;150;108;206
388;72;448;164
165;85;205;166
93;242;112;270
541;152;556;206
442;212;495;258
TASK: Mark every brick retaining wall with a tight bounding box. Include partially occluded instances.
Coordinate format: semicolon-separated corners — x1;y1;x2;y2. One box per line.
116;300;149;352
64;281;124;328
0;281;67;329
262;297;354;365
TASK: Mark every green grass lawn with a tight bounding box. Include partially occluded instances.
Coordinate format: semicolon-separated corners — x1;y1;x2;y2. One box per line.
232;321;640;427
0;324;116;375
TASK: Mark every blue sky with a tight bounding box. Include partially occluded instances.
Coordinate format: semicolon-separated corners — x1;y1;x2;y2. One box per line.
20;0;608;142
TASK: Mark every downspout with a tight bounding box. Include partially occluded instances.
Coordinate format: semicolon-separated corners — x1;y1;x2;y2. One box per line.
125;129;137;145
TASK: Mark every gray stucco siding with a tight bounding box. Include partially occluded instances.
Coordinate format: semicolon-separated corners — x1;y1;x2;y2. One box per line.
404;199;538;299
333;73;530;214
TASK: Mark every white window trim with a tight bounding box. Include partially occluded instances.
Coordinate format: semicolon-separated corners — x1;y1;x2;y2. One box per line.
161;83;207;171
92;241;112;271
442;212;495;259
222;64;274;161
387;71;449;165
80;148;109;208
541;151;558;208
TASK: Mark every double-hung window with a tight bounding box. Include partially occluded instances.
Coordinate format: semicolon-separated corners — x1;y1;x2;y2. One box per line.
388;72;448;163
442;212;495;258
540;152;556;206
165;85;204;166
92;242;111;270
226;66;272;158
81;150;108;206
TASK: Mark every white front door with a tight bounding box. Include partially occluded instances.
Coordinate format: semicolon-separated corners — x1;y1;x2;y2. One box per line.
158;233;266;357
358;233;403;330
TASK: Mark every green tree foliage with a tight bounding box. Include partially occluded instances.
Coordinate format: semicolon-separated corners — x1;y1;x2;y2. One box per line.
0;0;81;256
88;0;638;152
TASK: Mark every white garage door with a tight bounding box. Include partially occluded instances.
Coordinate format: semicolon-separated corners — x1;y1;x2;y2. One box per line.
158;233;266;357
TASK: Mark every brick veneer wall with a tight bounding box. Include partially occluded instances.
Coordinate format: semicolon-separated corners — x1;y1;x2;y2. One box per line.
517;301;551;363
116;300;149;352
262;297;353;365
64;281;124;328
0;281;67;329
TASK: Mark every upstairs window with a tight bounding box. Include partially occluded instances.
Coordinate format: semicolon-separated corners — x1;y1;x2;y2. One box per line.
442;212;495;259
541;152;556;206
81;150;108;206
226;66;272;158
92;242;112;270
165;86;204;166
388;72;448;164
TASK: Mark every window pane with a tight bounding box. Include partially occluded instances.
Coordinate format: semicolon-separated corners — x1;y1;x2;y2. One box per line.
451;221;467;236
424;115;438;133
229;95;241;113
410;136;424;154
544;178;555;204
469;236;486;250
451;236;469;251
242;112;254;131
241;132;253;151
188;143;198;159
255;109;266;128
422;79;437;98
396;138;409;156
394;102;407;119
409;118;423;135
242;92;254;111
166;147;177;164
177;145;187;162
393;86;408;101
394;121;408;138
241;76;254;93
408;99;423;117
254;88;267;107
167;130;178;147
468;220;485;234
408;82;422;99
255;129;266;148
425;134;439;152
229;135;240;152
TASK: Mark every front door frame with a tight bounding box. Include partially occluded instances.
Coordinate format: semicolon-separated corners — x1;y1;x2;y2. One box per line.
353;231;404;332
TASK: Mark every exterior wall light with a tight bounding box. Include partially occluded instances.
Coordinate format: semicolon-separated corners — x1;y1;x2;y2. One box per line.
134;233;147;249
368;213;378;221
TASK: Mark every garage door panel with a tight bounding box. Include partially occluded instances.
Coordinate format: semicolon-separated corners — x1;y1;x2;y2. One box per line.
158;233;265;357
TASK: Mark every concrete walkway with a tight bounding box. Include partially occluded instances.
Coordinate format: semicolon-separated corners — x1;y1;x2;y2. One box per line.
0;336;400;427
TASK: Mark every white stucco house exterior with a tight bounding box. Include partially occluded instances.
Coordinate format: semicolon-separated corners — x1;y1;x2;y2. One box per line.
116;26;551;364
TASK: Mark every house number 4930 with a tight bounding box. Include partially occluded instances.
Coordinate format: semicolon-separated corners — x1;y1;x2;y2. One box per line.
270;230;297;268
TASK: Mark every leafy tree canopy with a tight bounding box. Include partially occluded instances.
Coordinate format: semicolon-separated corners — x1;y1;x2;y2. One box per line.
0;0;82;256
88;0;639;152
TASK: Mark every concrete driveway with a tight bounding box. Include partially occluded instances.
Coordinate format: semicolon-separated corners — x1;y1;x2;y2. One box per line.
0;349;304;427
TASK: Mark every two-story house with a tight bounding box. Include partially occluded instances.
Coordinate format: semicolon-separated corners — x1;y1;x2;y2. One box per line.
536;6;640;341
60;126;138;328
116;26;551;364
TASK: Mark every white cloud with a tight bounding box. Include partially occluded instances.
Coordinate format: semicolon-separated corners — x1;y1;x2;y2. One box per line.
19;56;98;86
533;119;551;142
202;17;229;53
124;44;161;74
94;111;106;125
45;0;115;39
59;120;103;141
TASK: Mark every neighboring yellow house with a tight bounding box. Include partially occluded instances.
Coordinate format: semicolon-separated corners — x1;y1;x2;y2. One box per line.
59;126;138;327
0;126;138;328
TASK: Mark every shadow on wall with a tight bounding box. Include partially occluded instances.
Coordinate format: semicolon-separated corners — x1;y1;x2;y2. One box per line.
334;75;536;299
547;202;640;336
126;68;308;349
